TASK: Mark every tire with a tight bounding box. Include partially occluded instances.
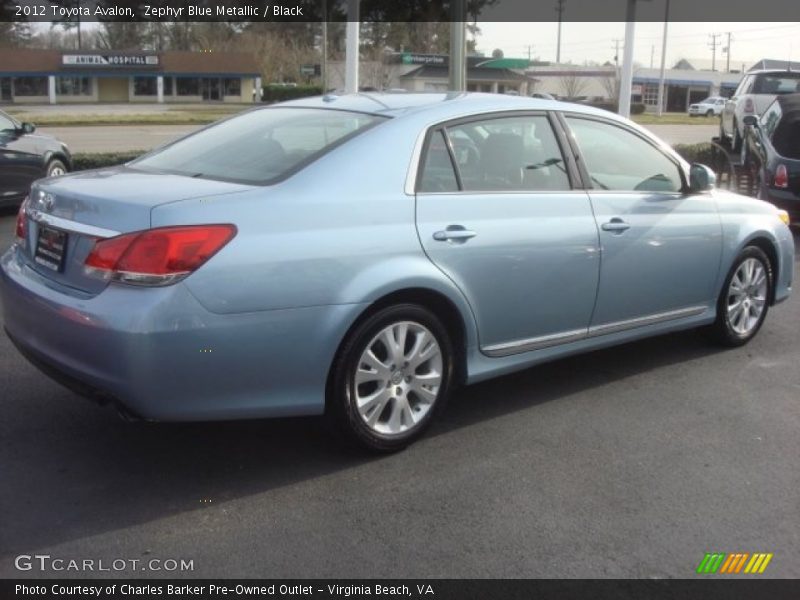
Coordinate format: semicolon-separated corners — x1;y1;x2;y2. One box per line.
708;246;772;347
46;158;67;178
719;118;730;147
732;119;743;153
326;304;454;452
706;109;714;117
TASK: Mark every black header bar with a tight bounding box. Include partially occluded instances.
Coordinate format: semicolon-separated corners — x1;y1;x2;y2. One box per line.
2;0;800;23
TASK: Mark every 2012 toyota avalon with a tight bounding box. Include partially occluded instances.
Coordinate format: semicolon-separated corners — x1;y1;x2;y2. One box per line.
1;93;794;451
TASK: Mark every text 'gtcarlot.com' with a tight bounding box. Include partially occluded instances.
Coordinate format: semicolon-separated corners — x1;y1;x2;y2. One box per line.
14;554;194;572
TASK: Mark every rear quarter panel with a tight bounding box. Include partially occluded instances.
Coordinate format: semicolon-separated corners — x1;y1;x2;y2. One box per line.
149;116;480;347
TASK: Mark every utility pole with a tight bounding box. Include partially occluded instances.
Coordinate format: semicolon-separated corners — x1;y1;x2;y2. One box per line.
618;0;638;118
612;39;623;68
344;0;359;93
320;0;328;92
555;0;565;64
656;0;670;116
708;33;721;71
650;45;654;68
527;45;533;61
724;32;732;73
449;0;466;91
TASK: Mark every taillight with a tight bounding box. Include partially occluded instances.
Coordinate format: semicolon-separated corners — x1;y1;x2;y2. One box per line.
774;164;789;189
84;224;236;286
15;197;28;245
743;98;755;113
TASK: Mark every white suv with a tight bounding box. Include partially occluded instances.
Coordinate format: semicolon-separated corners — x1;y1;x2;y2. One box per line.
721;69;800;150
688;96;726;117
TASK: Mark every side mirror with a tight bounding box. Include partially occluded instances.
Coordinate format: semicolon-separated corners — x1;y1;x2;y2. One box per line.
742;115;758;128
20;122;36;135
689;164;717;193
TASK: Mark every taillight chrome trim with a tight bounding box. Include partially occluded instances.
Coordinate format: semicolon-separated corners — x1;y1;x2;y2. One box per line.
28;209;121;239
83;266;190;287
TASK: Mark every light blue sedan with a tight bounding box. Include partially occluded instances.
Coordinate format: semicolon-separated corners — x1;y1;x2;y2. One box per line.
1;93;794;451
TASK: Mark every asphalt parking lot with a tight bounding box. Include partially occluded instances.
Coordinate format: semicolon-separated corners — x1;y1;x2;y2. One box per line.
0;211;798;579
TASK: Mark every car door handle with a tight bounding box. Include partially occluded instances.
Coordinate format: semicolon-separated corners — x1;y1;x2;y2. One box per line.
433;226;477;242
601;218;631;233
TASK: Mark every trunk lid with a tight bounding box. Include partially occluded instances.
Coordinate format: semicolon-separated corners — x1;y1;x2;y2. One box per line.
22;166;253;294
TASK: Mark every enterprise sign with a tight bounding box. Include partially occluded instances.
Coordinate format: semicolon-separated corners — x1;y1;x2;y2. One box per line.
62;55;159;67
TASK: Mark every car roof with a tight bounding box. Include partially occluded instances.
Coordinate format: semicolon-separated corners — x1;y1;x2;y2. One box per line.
277;91;619;121
747;69;800;75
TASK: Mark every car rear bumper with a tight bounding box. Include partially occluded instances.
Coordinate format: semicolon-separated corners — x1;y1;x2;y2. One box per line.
1;244;364;421
762;189;800;221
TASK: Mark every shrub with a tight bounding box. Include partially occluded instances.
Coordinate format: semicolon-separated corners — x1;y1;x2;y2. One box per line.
261;84;323;103
71;151;144;171
673;143;716;165
583;101;646;115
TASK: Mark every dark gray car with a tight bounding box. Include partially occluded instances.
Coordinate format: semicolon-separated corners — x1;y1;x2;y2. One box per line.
0;110;71;208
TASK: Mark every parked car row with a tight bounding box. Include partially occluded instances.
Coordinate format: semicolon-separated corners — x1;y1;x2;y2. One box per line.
0;109;71;209
720;68;800;151
1;93;793;451
742;93;800;223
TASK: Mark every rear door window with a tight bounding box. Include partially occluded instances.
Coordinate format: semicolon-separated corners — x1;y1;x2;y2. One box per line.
445;115;571;192
418;130;459;193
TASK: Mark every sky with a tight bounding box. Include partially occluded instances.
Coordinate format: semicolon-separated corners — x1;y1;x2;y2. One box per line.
474;22;800;71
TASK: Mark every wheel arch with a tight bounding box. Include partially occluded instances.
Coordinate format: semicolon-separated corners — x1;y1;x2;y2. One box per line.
740;233;780;304
325;285;476;402
42;150;72;172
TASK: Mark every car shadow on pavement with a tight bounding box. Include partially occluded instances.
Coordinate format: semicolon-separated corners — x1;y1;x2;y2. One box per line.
0;324;721;557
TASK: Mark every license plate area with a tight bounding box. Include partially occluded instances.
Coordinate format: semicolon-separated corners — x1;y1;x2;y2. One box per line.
34;225;68;272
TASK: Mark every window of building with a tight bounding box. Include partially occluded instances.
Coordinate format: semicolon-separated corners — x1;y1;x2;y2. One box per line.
163;76;174;96
443;115;571;192
13;76;48;96
133;76;157;96
176;77;200;96
642;83;660;106
565;117;683;193
57;76;92;96
224;78;241;97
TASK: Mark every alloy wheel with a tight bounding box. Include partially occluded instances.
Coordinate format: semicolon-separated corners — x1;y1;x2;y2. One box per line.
726;257;768;335
353;321;443;436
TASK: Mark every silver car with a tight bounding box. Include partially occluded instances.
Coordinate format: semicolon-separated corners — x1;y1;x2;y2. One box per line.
1;93;794;451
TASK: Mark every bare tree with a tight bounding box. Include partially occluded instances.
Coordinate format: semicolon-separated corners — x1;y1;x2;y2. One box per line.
560;70;589;100
597;69;621;103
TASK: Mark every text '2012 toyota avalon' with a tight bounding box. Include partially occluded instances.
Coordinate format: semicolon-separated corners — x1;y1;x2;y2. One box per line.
1;93;794;451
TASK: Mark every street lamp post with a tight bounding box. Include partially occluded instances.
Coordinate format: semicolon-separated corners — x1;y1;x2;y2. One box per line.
344;0;359;93
618;0;652;118
449;0;467;91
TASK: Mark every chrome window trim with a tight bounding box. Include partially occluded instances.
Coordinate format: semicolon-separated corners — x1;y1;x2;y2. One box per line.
27;209;121;239
481;305;708;357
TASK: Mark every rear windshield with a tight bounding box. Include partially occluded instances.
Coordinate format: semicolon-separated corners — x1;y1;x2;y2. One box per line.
753;73;800;95
132;108;387;184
